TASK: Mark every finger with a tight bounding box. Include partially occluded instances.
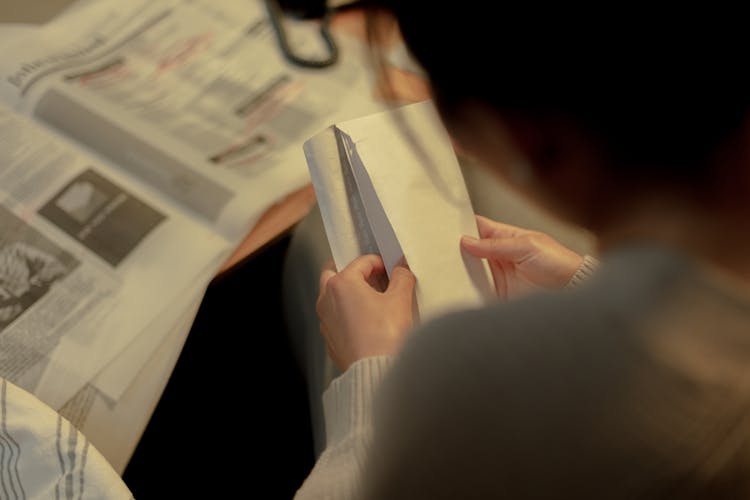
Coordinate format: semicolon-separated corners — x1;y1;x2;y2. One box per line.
395;255;408;268
345;254;386;280
475;215;524;239
320;268;336;288
461;235;531;261
387;265;416;297
325;340;340;369
320;265;337;292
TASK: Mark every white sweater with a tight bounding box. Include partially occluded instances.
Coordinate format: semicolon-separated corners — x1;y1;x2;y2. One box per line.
294;356;393;499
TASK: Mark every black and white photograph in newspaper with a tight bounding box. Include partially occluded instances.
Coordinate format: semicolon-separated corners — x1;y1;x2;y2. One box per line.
39;169;166;266
0;205;79;332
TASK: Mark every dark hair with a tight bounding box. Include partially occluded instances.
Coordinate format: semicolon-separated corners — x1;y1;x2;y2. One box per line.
367;4;749;181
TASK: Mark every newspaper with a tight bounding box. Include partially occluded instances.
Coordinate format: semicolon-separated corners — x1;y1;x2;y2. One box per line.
0;0;384;414
0;0;381;240
59;288;204;474
0;104;229;409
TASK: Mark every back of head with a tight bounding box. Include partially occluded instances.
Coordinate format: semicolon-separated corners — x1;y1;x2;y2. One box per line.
367;4;750;184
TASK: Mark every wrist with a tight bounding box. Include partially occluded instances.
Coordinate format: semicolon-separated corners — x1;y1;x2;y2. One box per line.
323;356;395;447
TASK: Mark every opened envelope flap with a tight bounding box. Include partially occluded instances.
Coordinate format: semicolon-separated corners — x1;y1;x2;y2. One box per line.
304;127;380;270
336;127;404;277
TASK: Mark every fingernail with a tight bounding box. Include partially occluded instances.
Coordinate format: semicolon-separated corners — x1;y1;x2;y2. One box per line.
461;235;478;244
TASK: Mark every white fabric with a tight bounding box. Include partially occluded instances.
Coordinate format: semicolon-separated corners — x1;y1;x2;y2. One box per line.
0;378;132;499
294;356;393;499
565;254;600;289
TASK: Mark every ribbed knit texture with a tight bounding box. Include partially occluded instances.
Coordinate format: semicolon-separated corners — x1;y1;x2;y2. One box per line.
565;254;599;289
295;356;393;499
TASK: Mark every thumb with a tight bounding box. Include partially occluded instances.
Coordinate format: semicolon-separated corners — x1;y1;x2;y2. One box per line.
461;235;530;262
387;265;416;297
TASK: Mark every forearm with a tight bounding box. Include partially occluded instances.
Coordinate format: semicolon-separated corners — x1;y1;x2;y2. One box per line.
295;356;394;500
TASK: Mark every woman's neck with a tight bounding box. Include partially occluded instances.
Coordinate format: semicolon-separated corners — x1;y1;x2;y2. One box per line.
595;192;750;283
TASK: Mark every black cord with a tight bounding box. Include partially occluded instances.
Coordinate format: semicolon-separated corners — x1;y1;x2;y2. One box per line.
265;0;339;69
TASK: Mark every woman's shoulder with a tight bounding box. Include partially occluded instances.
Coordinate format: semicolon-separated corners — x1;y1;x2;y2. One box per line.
368;246;750;498
389;244;718;402
417;244;702;347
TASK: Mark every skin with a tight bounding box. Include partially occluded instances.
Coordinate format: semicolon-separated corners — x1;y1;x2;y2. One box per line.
317;255;415;371
316;100;750;372
461;215;583;299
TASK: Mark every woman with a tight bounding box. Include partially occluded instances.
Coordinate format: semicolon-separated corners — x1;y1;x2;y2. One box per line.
295;4;750;498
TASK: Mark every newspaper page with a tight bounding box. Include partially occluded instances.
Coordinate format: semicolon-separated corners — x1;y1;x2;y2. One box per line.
0;0;384;242
58;284;205;473
0;104;230;410
59;290;201;473
87;259;215;401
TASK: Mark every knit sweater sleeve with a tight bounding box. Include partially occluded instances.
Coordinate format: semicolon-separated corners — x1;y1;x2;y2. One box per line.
565;254;600;289
294;355;394;500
